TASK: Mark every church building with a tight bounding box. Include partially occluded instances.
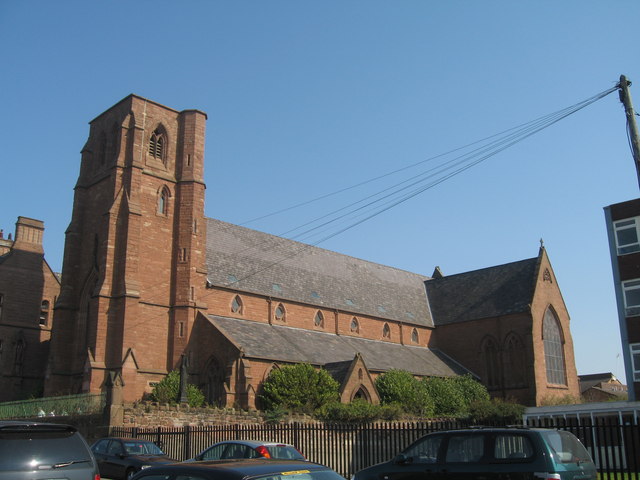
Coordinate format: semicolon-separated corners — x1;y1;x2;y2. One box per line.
0;217;60;400
38;94;579;407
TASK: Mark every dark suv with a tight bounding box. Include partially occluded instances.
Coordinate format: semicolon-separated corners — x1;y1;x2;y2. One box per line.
0;421;100;480
353;427;596;480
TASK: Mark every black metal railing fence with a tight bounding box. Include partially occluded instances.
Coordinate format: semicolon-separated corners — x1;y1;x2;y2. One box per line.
112;419;640;479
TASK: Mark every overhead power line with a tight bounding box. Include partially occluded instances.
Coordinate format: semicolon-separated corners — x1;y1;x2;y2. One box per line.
224;84;619;287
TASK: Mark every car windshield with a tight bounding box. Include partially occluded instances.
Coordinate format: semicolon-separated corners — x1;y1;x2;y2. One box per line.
123;441;165;455
539;430;592;464
251;469;345;480
0;428;92;471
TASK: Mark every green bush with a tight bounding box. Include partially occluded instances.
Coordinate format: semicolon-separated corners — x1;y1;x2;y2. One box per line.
375;370;434;417
315;399;405;423
260;363;339;414
422;377;465;417
451;374;490;411
150;370;205;407
467;398;525;424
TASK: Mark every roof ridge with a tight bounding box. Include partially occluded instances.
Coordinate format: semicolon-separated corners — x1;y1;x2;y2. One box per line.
426;256;538;281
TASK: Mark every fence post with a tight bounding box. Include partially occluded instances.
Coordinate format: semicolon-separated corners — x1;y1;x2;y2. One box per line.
184;425;191;460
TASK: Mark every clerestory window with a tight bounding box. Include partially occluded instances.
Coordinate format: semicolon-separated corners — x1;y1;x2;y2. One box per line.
350;317;359;333
411;328;419;344
314;311;324;328
274;303;286;322
231;295;243;315
382;323;391;339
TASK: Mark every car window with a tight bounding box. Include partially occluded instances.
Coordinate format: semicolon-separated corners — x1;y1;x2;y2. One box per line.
444;434;484;463
93;439;109;454
0;429;93;471
123;440;165;455
201;443;226;460
175;476;209;480
493;434;534;460
539;430;592;464
403;434;443;463
266;446;304;460
108;440;125;455
222;443;251;459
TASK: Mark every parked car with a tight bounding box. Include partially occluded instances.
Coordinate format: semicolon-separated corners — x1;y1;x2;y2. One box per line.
187;440;305;461
91;437;177;480
132;458;345;480
0;420;100;480
353;427;597;480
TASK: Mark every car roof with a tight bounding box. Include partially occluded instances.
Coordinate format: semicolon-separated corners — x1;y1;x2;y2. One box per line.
143;459;328;476
94;437;156;443
0;421;77;432
214;440;297;448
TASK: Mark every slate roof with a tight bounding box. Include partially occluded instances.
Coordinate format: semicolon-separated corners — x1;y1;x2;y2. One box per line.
207;315;467;377
206;218;433;327
424;257;539;326
578;373;620;393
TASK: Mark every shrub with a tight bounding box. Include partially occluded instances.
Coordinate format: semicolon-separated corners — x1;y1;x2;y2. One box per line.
150;370;205;407
260;363;339;414
467;398;525;425
450;375;490;412
375;369;434;417
422;377;465;417
315;399;405;423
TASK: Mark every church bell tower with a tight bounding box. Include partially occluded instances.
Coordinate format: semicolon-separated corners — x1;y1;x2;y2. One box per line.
45;95;207;401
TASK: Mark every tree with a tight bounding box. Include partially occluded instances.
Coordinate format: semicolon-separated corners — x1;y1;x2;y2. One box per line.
150;370;205;407
261;363;339;414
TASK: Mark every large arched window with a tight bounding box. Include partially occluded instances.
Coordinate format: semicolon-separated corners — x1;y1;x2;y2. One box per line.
543;307;567;385
481;336;501;389
503;333;526;387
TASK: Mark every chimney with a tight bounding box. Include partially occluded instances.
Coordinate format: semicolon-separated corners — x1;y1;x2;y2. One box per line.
13;217;45;254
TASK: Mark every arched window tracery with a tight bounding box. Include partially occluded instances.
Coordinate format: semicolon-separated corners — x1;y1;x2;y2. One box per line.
543;307;567;385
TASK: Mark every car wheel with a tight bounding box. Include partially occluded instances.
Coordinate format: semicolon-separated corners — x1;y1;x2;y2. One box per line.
126;468;137;480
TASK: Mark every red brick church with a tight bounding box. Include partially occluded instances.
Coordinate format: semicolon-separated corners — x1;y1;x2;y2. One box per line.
2;95;580;407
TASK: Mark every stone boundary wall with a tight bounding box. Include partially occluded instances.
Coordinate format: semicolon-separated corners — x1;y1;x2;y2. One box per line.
122;403;313;427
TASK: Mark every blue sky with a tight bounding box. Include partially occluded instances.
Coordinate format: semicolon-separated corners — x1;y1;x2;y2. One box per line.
1;1;639;383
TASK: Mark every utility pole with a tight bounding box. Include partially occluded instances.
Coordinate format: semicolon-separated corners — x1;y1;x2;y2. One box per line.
618;75;640;188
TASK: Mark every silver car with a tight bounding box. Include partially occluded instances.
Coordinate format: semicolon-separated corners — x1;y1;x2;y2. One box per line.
0;421;99;480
